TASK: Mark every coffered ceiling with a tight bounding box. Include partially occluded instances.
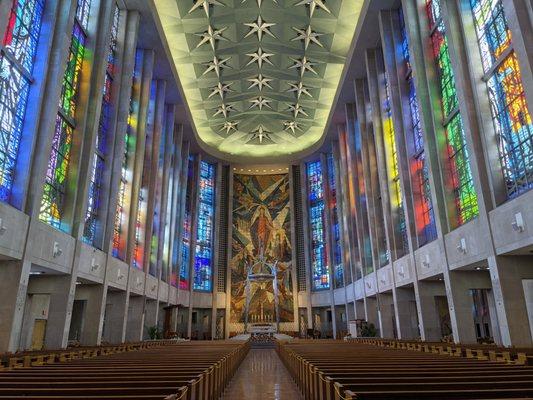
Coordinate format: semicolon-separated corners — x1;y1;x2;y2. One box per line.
151;0;363;162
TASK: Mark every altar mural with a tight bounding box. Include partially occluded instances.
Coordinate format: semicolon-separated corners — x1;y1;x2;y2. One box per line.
230;173;294;324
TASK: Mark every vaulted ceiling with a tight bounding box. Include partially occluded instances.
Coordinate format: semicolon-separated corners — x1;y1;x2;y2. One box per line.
151;0;363;162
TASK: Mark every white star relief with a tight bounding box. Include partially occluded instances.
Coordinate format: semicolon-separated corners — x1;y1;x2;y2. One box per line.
246;47;275;68
202;56;231;77
290;56;318;78
292;26;323;50
244;16;276;41
195;25;228;50
287;103;308;118
189;0;225;17
247;74;273;90
241;0;278;7
213;103;235;118
248;125;272;143
208;82;232;99
284;120;302;134
295;0;331;18
249;96;272;110
287;82;312;99
220;121;238;135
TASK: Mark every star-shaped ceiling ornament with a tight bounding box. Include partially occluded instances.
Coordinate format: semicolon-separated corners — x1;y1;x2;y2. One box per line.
220;120;238;135
284;120;302;134
248;125;272;143
289;56;318;78
245;47;275;68
208;82;232;99
247;74;274;90
189;0;225;17
295;0;331;18
195;25;228;50
202;56;231;77
287;82;312;99
287;103;308;117
292;26;324;49
241;0;278;7
213;103;236;118
244;16;276;41
249;96;272;110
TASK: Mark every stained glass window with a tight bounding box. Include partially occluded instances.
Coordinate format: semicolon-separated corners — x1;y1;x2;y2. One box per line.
399;9;437;246
180;155;194;289
83;5;119;246
470;0;533;198
308;160;329;291
112;50;141;259
327;153;343;288
383;76;409;257
193;161;215;292
0;0;45;202
426;0;479;226
40;0;91;228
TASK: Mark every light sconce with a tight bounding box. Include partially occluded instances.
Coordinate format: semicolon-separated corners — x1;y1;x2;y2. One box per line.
421;254;430;269
511;212;525;233
457;238;467;254
151;284;157;292
365;282;371;289
117;269;124;281
52;242;62;258
90;258;99;272
398;267;405;278
0;218;7;235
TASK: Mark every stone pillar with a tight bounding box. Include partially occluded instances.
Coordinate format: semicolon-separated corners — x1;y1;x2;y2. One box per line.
299;162;314;326
102;291;128;343
211;163;223;339
417;280;446;341
74;284;106;345
125;295;144;342
394;287;419;339
378;292;395;338
224;166;234;338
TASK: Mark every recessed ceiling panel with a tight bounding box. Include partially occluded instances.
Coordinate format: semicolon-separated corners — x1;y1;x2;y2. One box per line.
152;0;362;160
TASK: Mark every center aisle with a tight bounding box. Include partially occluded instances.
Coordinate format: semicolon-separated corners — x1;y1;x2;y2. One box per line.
221;348;303;400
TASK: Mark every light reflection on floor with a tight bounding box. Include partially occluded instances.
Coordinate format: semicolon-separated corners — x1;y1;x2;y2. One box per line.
222;349;303;399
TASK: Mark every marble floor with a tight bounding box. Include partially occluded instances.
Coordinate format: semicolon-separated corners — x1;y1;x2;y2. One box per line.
221;349;303;400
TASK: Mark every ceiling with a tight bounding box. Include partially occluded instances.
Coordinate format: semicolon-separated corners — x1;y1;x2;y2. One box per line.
151;0;364;163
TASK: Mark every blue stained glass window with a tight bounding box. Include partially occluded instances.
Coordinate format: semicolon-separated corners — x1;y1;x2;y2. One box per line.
180;155;194;289
0;0;45;202
83;4;120;246
193;161;215;291
399;8;437;246
327;153;343;288
469;0;533;198
308;160;329;291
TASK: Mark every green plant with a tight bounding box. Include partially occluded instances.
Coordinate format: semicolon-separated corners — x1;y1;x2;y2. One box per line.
360;323;378;337
147;325;163;340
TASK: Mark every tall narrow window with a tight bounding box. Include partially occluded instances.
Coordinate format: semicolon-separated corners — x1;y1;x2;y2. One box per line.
327;153;343;288
193;161;215;292
180;155;194;289
132;81;156;270
308;160;329;291
426;0;478;225
83;5;120;245
399;9;437;246
0;0;45;202
112;50;141;259
383;75;409;257
40;0;92;229
470;0;533;198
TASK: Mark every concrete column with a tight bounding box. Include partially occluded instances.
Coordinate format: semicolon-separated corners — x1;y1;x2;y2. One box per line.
25;0;77;218
224;166;234;338
142;80;167;276
489;255;533;346
321;153;338;338
175;141;190;307
417;280;446;341
288;165;302;334
101;290;128;343
125;295;144;342
394;287;419;339
73;284;106;345
103;10;141;253
379;292;395;338
125;50;155;266
70;0;116;240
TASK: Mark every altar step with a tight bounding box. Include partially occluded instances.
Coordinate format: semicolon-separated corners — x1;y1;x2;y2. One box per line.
250;340;276;349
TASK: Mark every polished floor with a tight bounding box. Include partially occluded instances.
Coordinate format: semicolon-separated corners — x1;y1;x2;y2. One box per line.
222;349;303;400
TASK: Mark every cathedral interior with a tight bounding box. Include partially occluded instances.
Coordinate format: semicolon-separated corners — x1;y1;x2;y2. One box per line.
0;0;532;398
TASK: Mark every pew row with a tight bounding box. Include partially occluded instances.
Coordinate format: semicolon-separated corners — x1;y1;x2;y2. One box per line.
0;340;250;400
277;340;533;400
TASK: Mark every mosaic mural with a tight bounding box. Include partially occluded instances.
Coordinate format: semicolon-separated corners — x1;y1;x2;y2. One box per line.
230;173;294;324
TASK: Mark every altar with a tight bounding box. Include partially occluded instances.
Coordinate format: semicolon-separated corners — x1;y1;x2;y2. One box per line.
247;323;277;334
